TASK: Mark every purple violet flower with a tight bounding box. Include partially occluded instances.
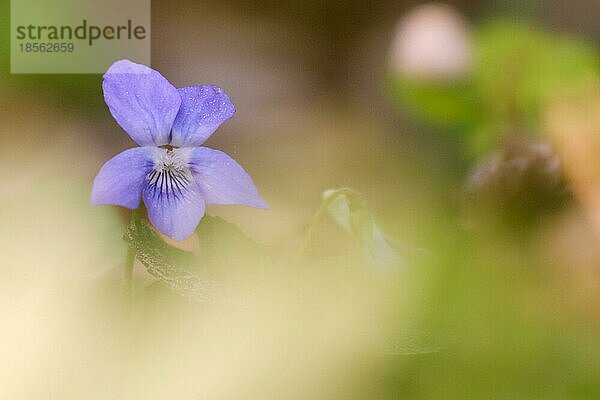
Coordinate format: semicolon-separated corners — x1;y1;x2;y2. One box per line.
91;59;267;240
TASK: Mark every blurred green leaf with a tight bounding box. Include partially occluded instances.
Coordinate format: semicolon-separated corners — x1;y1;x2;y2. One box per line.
124;218;224;302
124;217;201;272
387;20;599;159
322;188;404;270
196;215;269;270
475;21;599;129
388;76;481;127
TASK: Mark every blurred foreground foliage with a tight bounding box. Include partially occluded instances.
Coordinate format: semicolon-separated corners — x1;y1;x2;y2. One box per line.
123;189;439;356
125;189;406;303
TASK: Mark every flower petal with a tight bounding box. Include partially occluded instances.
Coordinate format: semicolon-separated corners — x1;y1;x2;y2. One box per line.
91;147;158;209
143;172;206;241
186;147;267;208
170;85;236;147
103;59;181;146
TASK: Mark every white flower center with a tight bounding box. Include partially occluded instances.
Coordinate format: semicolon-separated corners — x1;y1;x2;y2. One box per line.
146;149;193;199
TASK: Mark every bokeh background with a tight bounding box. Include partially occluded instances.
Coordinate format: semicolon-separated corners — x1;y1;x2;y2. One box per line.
0;0;599;398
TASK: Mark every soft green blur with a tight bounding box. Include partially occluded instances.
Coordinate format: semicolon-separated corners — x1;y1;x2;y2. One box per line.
1;0;599;398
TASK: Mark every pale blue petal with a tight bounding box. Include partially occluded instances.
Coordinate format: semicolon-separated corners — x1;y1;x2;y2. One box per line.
143;174;206;241
187;147;267;208
170;85;235;147
103;59;181;146
91;147;158;209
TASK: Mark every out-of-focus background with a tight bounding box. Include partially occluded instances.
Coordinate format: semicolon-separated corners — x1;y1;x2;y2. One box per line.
1;0;600;398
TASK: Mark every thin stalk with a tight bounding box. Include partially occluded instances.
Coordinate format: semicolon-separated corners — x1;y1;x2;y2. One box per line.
123;208;141;296
295;188;358;265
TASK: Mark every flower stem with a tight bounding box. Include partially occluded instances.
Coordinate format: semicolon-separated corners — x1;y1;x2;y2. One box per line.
123;208;141;296
297;200;329;263
295;188;364;266
295;188;357;265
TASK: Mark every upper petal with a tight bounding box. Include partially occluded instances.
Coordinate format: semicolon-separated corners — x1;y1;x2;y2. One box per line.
170;85;236;147
91;147;159;209
185;147;267;208
143;172;206;241
103;59;181;146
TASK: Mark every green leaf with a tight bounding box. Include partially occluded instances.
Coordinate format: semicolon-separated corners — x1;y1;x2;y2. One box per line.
322;188;404;270
475;20;599;128
124;218;224;302
387;20;599;158
196;215;269;271
387;75;481;128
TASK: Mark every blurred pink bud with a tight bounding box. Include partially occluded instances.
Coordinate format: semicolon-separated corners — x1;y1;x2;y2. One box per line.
389;3;473;82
